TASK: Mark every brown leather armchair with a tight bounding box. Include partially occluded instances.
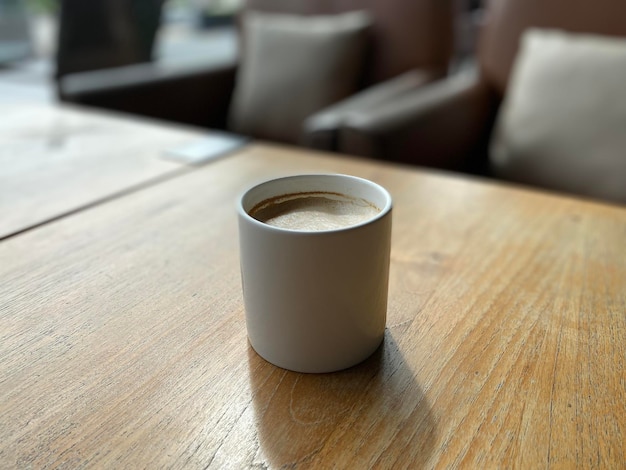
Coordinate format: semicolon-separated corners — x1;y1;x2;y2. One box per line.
340;0;626;184
61;0;455;151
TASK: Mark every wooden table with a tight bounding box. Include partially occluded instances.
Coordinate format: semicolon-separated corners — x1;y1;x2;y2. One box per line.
1;111;625;468
0;102;200;239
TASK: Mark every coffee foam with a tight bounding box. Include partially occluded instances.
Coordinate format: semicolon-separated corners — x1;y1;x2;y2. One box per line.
249;191;380;231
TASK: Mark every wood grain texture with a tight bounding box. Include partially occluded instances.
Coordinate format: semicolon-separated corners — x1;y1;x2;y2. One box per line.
1;143;625;469
0;102;201;239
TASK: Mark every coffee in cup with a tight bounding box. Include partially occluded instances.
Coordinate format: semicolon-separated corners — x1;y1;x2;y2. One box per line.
249;192;381;231
238;174;392;373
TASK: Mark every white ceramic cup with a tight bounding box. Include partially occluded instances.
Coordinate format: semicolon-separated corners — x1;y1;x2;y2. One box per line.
238;174;393;373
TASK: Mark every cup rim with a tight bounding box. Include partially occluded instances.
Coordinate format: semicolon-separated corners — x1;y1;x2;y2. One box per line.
237;173;393;234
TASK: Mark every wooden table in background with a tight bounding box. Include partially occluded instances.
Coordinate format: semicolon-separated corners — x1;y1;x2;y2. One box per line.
1;139;625;468
0;102;201;239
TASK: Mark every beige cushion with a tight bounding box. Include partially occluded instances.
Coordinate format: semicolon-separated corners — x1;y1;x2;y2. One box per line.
228;10;371;144
490;29;626;204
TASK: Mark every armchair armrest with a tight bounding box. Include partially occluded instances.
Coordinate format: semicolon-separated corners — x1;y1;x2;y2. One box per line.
59;58;238;130
340;68;498;173
301;67;444;151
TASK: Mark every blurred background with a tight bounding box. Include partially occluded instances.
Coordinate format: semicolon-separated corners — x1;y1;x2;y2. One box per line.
4;0;626;205
0;0;481;105
0;0;242;102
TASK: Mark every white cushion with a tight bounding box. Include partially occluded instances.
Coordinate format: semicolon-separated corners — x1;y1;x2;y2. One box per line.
228;10;371;144
490;29;626;203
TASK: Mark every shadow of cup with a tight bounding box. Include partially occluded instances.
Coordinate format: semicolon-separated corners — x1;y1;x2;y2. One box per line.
247;331;437;468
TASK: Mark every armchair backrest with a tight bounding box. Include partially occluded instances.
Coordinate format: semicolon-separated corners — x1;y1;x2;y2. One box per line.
478;0;626;96
243;0;455;85
56;0;164;79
